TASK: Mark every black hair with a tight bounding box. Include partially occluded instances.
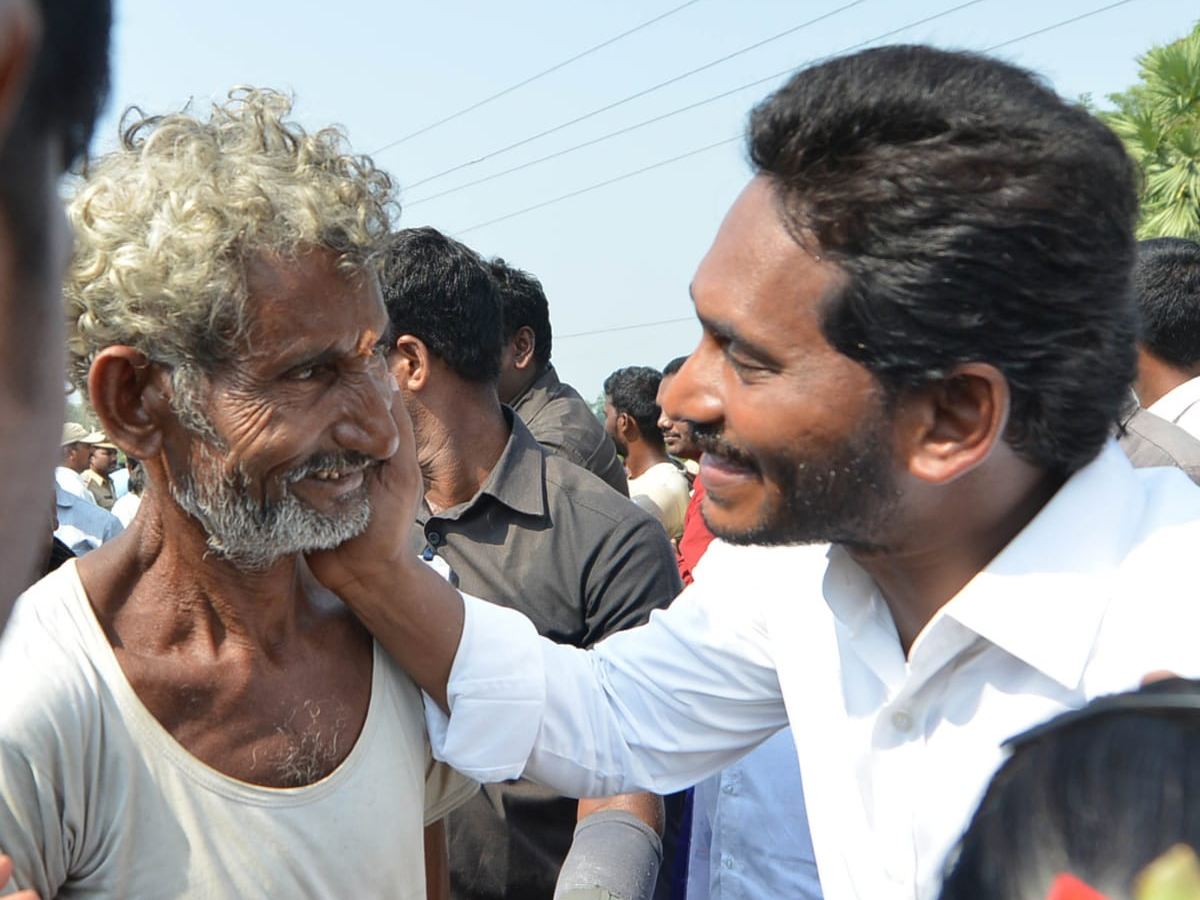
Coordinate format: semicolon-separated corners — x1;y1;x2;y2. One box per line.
749;44;1139;477
0;0;112;263
490;257;552;371
1133;238;1200;369
128;457;145;496
661;356;688;377
381;227;502;383
604;366;664;447
940;678;1200;900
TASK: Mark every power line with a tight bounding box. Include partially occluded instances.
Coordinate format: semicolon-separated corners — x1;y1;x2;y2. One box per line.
467;0;1151;342
450;0;1144;237
406;0;991;209
370;0;708;155
453;135;739;236
983;0;1139;51
405;0;875;191
557;317;697;341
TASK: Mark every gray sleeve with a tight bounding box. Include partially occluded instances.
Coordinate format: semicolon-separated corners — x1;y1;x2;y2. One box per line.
553;810;663;900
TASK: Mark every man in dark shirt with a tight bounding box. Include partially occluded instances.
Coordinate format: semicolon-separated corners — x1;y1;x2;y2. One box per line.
491;257;629;496
382;228;683;900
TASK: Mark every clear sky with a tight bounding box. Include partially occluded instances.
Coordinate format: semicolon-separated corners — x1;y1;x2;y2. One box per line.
94;0;1199;402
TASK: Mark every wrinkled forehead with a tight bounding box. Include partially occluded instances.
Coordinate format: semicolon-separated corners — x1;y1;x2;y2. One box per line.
239;249;386;347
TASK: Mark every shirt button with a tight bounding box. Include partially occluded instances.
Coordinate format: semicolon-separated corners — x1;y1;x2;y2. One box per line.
723;857;734;870
427;531;442;546
891;710;913;732
722;783;734;795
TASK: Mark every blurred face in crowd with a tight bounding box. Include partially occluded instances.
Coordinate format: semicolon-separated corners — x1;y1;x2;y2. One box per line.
89;446;119;476
603;396;628;457
656;373;701;461
63;441;94;472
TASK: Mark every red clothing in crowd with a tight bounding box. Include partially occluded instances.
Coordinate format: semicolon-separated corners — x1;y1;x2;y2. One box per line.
676;478;716;586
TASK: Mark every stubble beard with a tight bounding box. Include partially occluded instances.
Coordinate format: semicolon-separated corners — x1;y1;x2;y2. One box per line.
696;417;899;553
170;437;373;573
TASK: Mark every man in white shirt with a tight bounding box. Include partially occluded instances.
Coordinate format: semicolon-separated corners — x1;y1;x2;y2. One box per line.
55;422;104;501
307;45;1200;900
1132;237;1200;438
604;365;690;540
53;480;122;555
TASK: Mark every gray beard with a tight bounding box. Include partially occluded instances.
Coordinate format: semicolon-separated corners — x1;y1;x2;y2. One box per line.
169;442;372;573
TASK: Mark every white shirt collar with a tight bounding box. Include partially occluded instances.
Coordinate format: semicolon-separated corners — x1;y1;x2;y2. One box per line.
821;441;1136;692
1148;375;1200;424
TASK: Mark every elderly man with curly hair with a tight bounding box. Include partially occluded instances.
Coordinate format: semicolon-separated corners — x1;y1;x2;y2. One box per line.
0;89;475;899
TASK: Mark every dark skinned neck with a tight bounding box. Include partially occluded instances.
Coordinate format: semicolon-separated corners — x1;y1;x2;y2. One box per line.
623;439;671;481
419;392;511;513
850;464;1064;657
1135;351;1200;409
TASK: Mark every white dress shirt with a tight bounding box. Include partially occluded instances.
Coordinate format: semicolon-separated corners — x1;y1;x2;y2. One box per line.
1148;375;1200;439
54;483;123;555
688;728;821;900
54;466;93;502
426;442;1200;900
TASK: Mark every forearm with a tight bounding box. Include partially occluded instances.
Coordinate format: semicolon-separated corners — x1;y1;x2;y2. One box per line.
335;555;464;711
555;794;666;900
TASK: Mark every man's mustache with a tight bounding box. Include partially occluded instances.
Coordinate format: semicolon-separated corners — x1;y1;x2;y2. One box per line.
688;422;758;470
284;451;379;484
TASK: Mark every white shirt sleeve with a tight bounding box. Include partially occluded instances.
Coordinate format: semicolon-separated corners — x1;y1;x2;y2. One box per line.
425;556;789;796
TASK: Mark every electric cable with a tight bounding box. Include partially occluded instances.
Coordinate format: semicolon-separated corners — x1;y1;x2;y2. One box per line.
371;0;708;154
466;0;1149;342
407;0;989;208
404;0;875;190
450;0;1144;236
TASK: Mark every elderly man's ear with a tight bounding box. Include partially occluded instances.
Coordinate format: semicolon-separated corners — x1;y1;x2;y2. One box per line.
87;347;177;459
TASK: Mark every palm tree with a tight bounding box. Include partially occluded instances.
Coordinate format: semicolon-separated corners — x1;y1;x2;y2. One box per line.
1101;22;1200;240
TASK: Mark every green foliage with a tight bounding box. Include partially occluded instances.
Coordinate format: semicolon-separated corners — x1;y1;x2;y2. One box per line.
1101;21;1200;240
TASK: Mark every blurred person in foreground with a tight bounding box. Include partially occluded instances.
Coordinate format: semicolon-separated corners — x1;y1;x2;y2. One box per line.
307;45;1200;900
940;678;1200;900
0;0;110;617
0;0;111;893
0;88;475;899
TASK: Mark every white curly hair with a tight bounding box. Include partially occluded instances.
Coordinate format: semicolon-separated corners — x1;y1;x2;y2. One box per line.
65;87;396;423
